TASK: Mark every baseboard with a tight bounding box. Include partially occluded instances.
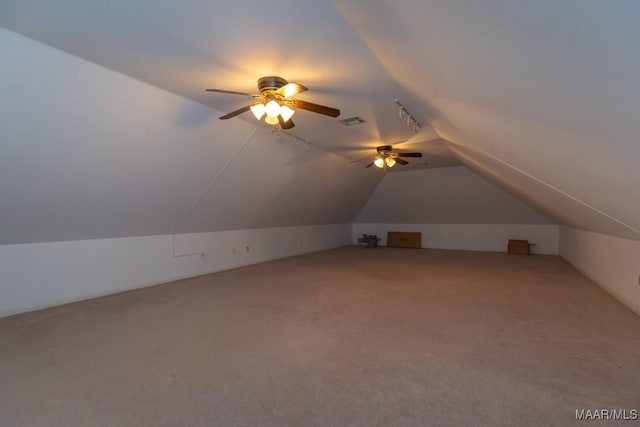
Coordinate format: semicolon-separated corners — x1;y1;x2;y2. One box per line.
0;243;349;319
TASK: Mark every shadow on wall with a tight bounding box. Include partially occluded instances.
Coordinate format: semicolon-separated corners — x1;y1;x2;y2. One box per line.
175;102;218;128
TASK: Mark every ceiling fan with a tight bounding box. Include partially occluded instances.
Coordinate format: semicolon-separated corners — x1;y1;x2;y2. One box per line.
360;145;423;169
205;76;340;130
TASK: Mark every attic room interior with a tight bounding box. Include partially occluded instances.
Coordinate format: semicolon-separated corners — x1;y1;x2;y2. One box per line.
1;1;639;425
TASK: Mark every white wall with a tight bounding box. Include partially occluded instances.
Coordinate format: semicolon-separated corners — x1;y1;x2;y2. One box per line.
352;223;558;254
0;224;350;317
356;167;554;224
0;28;381;245
353;167;558;253
559;226;640;315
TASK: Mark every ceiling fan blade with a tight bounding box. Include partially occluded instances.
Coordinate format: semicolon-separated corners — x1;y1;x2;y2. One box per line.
395;157;409;165
396;152;422;158
276;82;308;98
364;162;374;168
291;99;340;117
278;115;295;129
205;88;257;97
219;104;253;120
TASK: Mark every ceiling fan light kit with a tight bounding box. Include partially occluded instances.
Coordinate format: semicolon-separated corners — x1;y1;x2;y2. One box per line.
206;76;340;130
250;103;266;120
264;114;279;125
373;156;396;168
365;145;422;169
264;98;281;117
279;105;295;122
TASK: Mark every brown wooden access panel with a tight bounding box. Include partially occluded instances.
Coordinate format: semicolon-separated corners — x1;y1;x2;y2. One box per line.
387;232;421;249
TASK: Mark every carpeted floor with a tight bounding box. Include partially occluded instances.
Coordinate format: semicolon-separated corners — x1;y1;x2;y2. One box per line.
0;247;639;426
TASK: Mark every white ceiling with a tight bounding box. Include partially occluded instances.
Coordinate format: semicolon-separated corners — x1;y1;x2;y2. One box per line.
335;0;640;240
0;0;456;166
1;0;638;241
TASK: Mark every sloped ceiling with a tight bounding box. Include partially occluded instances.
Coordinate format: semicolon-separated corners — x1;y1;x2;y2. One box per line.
0;28;380;244
1;1;638;242
334;0;640;240
0;0;453;162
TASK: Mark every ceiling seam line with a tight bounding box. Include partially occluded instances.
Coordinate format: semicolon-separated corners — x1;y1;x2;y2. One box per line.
173;125;260;235
443;139;640;236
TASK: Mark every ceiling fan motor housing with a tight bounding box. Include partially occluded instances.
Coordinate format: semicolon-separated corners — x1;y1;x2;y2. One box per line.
258;76;288;94
376;145;393;155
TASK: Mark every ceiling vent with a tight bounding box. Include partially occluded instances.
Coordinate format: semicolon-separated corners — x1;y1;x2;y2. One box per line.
339;116;367;126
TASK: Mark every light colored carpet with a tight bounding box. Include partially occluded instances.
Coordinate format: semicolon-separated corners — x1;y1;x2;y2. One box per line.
0;247;639;426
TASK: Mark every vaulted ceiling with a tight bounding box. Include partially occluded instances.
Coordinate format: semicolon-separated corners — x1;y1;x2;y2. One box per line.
1;0;638;243
334;0;640;240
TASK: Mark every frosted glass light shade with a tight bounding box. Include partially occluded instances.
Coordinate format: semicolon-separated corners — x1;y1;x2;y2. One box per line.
279;105;295;122
385;157;396;167
264;114;279;125
250;103;266;120
265;100;281;117
374;157;385;168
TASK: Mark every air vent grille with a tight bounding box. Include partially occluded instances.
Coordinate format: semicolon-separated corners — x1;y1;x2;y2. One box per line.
339;116;367;126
